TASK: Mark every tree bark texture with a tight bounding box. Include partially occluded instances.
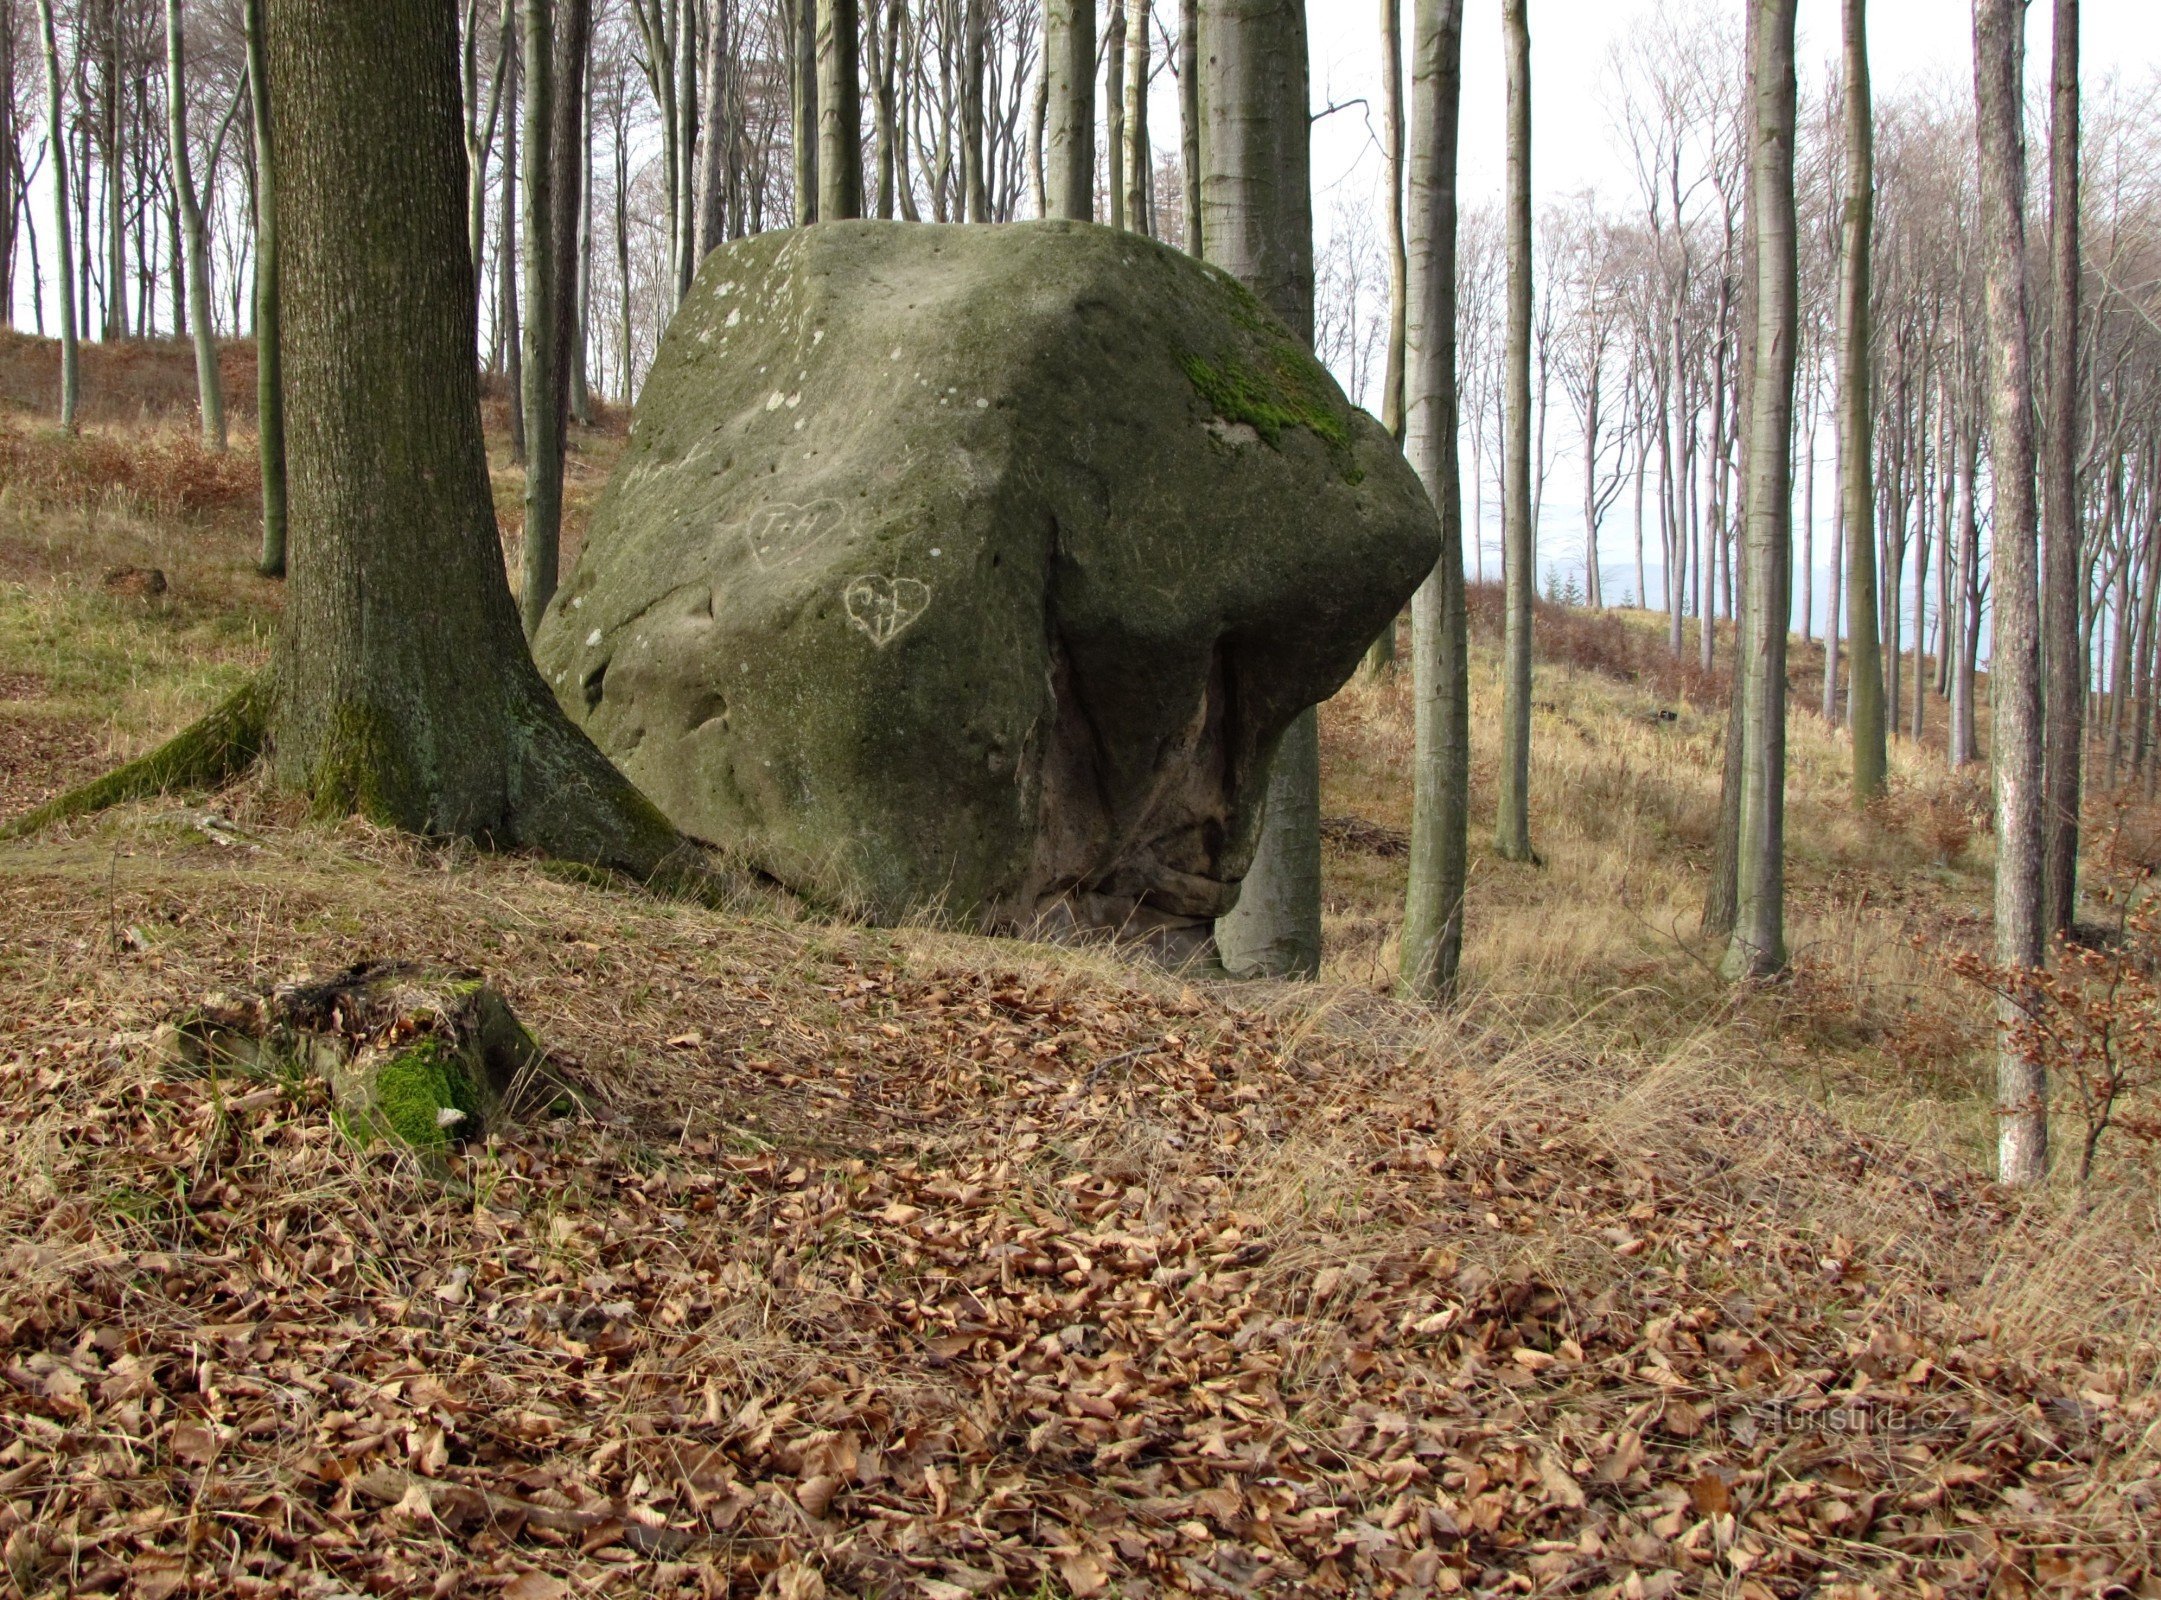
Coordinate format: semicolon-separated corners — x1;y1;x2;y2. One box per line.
1398;0;1467;1004
263;0;679;873
34;0;77;431
1043;0;1094;220
1725;0;1798;981
1495;0;1535;863
1975;0;2048;1184
245;0;288;575
818;0;863;218
1200;0;1321;978
1840;0;1886;803
2041;0;2080;938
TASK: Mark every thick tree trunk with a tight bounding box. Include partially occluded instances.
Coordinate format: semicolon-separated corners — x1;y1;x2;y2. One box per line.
34;0;77;431
164;0;226;450
262;0;681;874
1201;0;1321;978
1725;0;1797;981
1494;0;1535;864
2040;0;2080;938
818;0;863;218
1975;0;2047;1185
244;0;288;576
1397;0;1466;1004
1840;0;1885;802
1043;0;1094;221
518;0;559;637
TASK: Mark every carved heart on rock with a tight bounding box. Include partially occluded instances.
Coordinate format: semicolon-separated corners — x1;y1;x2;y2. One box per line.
843;574;932;648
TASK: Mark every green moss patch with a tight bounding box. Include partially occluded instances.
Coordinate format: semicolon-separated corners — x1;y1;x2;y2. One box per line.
1180;351;1350;452
366;1036;484;1151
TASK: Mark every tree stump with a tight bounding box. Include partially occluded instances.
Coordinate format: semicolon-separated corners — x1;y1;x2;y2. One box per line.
153;962;560;1154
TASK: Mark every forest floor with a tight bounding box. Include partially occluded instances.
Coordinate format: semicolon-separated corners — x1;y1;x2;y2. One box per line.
0;340;2157;1599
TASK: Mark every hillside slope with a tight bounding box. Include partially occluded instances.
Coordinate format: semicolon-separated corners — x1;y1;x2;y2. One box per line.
1;359;2156;1595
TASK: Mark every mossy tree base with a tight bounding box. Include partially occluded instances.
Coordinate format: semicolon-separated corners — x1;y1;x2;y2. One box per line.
3;678;270;840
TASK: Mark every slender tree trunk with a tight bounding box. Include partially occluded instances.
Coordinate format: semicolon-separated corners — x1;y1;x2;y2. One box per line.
793;0;818;221
1725;0;1797;980
695;0;731;253
261;0;680;872
244;0;287;574
1950;409;1980;765
1976;0;2047;1185
1123;0;1151;235
2040;0;2081;938
1799;397;1814;645
1201;0;1321;978
1824;416;1843;721
873;0;900;216
818;0;863;217
164;0;226;450
1841;0;1885;801
518;0;558;637
1398;0;1465;1004
1044;0;1094;220
1494;0;1534;864
1123;0;1158;234
34;0;76;431
572;66;593;424
1362;0;1407;678
1106;0;1126;231
964;0;989;220
548;2;589;442
1027;64;1047;215
500;15;525;462
1180;0;1200;250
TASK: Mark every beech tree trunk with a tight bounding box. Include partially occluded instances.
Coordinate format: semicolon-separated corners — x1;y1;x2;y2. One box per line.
1361;0;1408;679
818;0;863;218
1200;0;1321;979
1106;0;1126;231
1123;0;1151;235
1179;0;1199;250
244;0;288;576
793;0;818;222
1725;0;1798;981
2040;0;2080;938
1494;0;1535;864
1398;0;1466;1004
518;0;560;637
34;0;77;432
1840;0;1886;803
961;0;988;220
1975;0;2047;1184
263;0;680;873
164;0;225;450
1043;0;1094;221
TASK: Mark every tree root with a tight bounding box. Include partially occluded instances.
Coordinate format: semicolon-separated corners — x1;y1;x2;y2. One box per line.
4;677;270;839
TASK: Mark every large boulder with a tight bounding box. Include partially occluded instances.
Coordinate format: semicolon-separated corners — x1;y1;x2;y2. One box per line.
534;220;1437;942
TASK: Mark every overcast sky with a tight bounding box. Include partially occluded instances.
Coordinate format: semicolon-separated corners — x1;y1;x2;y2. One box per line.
1280;0;2161;616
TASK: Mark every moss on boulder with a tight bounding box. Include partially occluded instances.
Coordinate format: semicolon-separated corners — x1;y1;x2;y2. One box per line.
534;221;1439;946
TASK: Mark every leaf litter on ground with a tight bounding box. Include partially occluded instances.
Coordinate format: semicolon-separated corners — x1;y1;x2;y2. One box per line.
0;813;2155;1598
